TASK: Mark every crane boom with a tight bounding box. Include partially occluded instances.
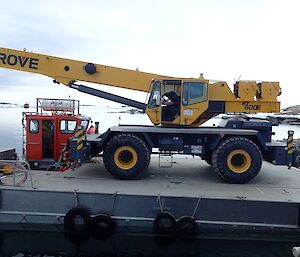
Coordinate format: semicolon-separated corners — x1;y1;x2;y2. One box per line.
0;47;169;91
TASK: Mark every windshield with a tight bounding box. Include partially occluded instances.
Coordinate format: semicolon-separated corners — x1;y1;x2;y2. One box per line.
148;81;161;108
80;120;90;131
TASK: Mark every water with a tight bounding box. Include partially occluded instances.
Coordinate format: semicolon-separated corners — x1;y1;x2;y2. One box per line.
1;107;300;256
0;107;24;157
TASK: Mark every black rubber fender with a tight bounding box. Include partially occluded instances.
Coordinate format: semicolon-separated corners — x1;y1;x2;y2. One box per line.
64;207;91;232
176;216;199;237
153;211;177;235
89;214;116;239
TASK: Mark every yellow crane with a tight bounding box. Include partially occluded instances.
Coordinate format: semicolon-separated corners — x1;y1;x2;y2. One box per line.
0;47;280;127
0;47;289;184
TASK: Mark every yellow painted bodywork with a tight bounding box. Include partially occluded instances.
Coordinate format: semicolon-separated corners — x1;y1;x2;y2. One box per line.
0;47;281;127
146;107;161;126
257;81;281;101
0;47;168;92
208;81;280;114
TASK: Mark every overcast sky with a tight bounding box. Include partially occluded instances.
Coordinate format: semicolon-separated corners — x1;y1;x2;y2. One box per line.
0;0;299;108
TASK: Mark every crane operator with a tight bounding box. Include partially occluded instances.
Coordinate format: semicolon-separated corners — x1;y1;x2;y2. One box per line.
162;91;181;121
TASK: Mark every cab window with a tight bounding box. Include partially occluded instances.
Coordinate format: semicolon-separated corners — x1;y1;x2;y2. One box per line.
29;120;39;134
148;81;161;109
182;82;208;105
60;120;77;133
80;120;90;131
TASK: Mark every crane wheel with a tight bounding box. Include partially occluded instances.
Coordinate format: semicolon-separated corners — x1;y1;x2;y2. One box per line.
103;134;150;179
212;137;262;184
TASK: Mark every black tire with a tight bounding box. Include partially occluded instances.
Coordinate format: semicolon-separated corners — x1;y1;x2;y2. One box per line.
147;156;151;168
103;134;150;179
64;207;91;232
212;137;262;184
153;212;177;235
89;214;116;239
176;216;199;238
146;144;152;168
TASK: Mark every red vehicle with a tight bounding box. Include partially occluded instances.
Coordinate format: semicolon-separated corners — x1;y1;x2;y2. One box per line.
23;98;90;169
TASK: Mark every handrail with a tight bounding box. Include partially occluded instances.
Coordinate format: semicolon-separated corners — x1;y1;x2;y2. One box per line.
0;160;34;188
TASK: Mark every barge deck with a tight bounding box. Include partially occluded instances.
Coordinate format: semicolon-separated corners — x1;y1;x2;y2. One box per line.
1;156;300;240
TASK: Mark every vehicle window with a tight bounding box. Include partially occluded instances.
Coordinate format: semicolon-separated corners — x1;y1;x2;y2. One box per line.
60;120;77;134
60;120;66;131
29;120;39;134
68;120;77;131
148;81;161;109
80;120;89;131
182;82;208;105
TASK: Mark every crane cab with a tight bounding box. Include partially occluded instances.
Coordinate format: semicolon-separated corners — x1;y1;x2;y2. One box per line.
146;79;209;126
23;98;90;169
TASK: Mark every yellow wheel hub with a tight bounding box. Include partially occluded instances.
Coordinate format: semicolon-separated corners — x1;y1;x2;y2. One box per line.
114;146;138;170
227;149;251;174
